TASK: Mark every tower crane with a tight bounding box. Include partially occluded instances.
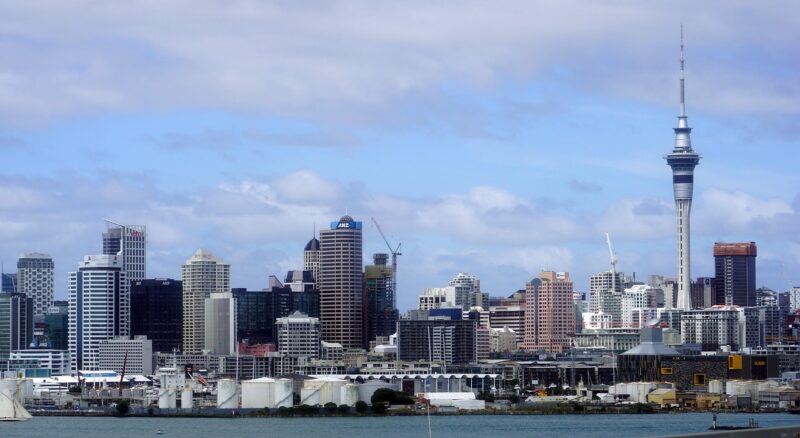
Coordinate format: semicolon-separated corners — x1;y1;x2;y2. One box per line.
371;217;402;307
606;233;618;294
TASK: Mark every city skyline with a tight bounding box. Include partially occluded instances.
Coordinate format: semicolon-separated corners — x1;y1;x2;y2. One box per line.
1;2;799;313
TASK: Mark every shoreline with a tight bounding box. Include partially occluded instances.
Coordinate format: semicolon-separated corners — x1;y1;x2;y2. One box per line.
28;406;787;418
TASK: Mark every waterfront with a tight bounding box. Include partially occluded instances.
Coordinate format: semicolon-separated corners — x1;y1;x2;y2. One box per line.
2;413;799;438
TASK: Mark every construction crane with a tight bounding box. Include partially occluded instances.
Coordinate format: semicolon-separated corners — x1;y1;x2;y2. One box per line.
371;217;402;307
606;233;618;294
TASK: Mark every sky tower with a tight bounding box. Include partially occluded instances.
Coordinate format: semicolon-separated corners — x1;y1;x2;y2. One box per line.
665;27;700;311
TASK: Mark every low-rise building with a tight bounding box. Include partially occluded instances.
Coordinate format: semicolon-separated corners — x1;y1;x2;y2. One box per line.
98;336;153;375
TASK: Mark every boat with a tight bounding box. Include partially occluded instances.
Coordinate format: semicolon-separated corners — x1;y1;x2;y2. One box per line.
0;380;32;421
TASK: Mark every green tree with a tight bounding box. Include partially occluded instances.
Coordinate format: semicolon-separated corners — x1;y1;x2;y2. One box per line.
355;401;368;414
509;394;520;404
372;402;388;414
324;402;338;413
115;400;130;416
476;392;495;402
338;404;350;414
371;388;397;406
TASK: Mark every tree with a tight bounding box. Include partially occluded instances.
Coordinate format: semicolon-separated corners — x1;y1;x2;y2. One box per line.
115;400;130;416
371;388;397;406
324;402;338;413
355;401;368;414
338;404;350;414
372;402;388;414
508;394;520;404
476;392;495;402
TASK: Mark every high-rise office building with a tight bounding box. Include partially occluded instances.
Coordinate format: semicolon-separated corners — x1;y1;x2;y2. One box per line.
231;288;272;346
102;222;146;282
303;236;320;286
68;254;129;370
231;281;320;347
524;271;574;353
589;271;625;327
1;273;16;293
181;249;230;353
449;272;486;310
45;302;69;351
664;34;701;311
713;242;757;307
204;292;236;355
318;215;363;349
130;279;183;353
16;253;55;316
691;277;715;309
0;293;33;360
276;311;320;358
365;253;399;345
397;318;476;365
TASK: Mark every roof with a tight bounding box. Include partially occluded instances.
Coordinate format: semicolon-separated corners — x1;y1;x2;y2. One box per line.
422;392;476;400
621;342;679;356
304;238;320;251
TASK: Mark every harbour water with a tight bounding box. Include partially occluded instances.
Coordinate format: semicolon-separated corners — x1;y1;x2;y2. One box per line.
2;413;799;438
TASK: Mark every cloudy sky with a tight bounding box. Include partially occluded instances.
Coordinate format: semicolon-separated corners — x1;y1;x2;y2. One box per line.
1;1;799;311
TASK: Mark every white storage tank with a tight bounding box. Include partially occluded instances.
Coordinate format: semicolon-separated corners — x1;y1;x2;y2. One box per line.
340;384;358;407
182;384;194;410
708;380;723;394
158;388;176;409
217;379;239;409
274;379;293;408
301;378;347;406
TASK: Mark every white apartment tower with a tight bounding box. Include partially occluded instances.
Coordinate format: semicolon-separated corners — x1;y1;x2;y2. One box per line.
182;249;230;353
68;254;129;371
17;253;55;316
103;222;147;282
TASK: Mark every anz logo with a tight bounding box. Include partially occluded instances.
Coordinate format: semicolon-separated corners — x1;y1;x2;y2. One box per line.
337;222;351;229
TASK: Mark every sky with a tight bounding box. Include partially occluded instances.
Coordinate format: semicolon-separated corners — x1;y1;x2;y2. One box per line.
1;1;799;312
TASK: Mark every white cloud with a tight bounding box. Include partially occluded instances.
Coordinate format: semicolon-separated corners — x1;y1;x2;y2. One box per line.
696;187;794;231
1;1;799;125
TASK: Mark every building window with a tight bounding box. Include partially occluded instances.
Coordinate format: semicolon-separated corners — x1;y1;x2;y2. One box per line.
693;373;707;386
660;367;673;375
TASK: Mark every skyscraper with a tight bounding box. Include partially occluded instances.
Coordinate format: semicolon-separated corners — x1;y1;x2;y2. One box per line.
103;222;146;283
524;271;574;353
0;293;33;360
713;242;757;307
16;253;55;316
364;253;399;345
589;271;625;327
318;215;363;349
664;30;700;311
204;292;236;355
130;279;183;353
181;249;230;353
68;254;129;370
303;236;320;287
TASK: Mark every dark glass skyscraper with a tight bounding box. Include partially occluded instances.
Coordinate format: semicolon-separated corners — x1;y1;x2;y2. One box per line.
0;293;33;360
232;283;320;346
714;242;757;307
364;253;398;345
130;279;183;353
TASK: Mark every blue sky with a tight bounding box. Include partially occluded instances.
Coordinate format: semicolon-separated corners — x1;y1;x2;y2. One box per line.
1;1;799;311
